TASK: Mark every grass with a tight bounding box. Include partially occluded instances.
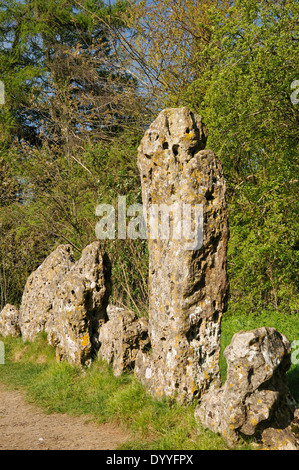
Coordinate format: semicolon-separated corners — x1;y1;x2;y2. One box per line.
0;335;231;450
0;311;298;450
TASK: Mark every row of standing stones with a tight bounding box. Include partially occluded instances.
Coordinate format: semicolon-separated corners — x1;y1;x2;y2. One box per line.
0;108;298;449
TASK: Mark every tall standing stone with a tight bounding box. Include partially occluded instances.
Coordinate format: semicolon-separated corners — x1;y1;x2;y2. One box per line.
135;107;229;403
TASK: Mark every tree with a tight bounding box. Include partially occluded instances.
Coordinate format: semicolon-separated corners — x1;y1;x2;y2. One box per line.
181;0;299;315
121;0;299;315
0;0;144;149
119;0;233;106
0;0;149;311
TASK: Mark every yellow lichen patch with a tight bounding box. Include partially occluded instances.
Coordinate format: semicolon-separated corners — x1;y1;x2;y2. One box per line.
190;380;197;394
80;333;90;348
204;370;210;381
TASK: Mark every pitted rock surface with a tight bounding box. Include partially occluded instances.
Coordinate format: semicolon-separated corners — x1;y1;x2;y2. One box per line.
49;242;111;366
99;305;150;376
19;242;111;365
135;107;229;403
195;327;297;446
0;304;20;337
19;244;74;342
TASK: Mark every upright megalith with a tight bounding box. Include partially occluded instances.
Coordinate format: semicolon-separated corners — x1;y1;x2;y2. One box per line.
48;241;112;366
135;107;229;403
19;241;111;366
19;244;75;342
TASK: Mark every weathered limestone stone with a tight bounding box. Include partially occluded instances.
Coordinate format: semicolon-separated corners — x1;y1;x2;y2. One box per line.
48;242;111;366
135;107;229;403
291;408;299;435
195;327;297;446
19;245;74;342
99;305;150;376
19;241;111;366
0;304;20;337
261;427;298;451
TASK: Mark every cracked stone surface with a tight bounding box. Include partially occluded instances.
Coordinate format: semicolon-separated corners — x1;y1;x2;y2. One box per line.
135;107;229;403
195;327;297;446
0;304;20;337
19;242;111;366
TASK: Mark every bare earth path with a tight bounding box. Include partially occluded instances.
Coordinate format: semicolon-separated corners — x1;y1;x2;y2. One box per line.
0;384;129;450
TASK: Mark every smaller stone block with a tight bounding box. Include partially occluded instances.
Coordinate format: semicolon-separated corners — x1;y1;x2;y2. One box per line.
99;305;150;376
0;304;20;337
195;327;297;446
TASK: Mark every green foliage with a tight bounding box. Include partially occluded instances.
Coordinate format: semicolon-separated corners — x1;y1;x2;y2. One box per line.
0;0;298;328
0;0;149;309
0;1;298;452
176;0;299;316
0;0;134;145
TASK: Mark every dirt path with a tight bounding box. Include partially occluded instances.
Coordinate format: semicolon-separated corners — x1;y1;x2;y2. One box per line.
0;384;129;450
